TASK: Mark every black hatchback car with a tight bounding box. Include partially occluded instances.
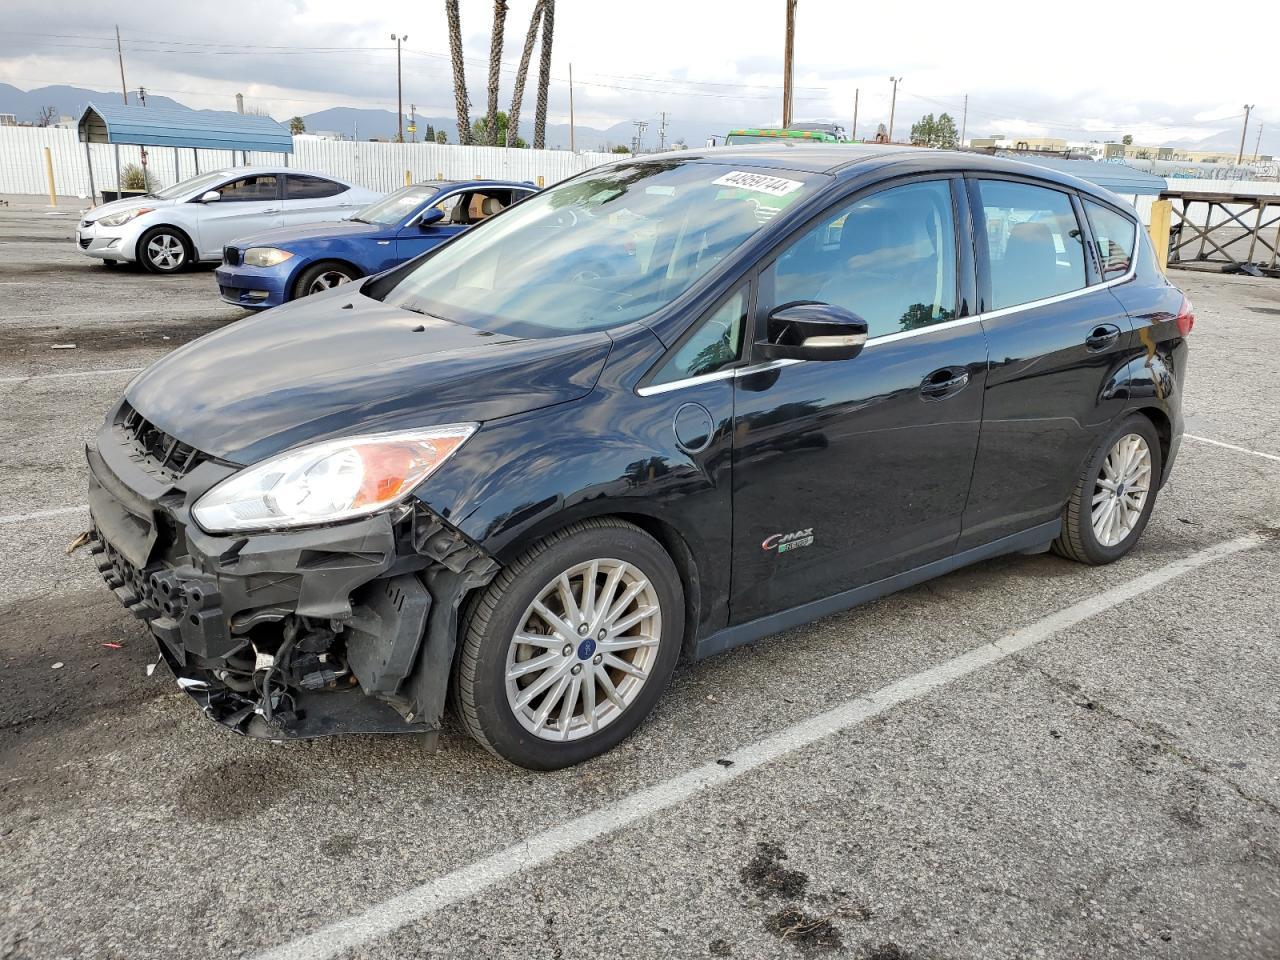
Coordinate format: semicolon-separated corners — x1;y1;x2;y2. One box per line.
85;145;1191;768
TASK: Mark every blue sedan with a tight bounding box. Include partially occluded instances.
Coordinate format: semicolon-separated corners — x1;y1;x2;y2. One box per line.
214;179;538;309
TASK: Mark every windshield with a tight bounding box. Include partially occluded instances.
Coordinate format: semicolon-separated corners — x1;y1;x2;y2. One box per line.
154;171;230;201
371;159;823;336
354;183;449;226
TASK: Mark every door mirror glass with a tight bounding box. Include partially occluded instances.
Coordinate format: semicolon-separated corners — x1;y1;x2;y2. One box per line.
418;207;445;228
758;302;868;361
200;190;221;203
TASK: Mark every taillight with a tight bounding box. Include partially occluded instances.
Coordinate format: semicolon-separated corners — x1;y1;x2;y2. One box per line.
1175;295;1195;337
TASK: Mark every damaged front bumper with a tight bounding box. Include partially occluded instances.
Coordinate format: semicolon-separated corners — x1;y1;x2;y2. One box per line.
85;401;497;742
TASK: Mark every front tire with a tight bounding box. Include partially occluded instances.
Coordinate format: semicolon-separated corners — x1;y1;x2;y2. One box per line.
292;261;360;301
137;226;190;274
1054;414;1163;565
453;518;684;769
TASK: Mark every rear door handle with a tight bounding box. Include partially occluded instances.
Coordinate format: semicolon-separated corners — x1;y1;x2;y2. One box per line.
1085;324;1122;351
920;366;970;401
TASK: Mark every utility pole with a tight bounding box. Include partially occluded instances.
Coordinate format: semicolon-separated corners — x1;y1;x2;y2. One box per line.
391;33;408;143
960;94;968;147
852;88;859;141
781;0;797;128
658;111;669;151
137;86;147;107
1254;121;1264;162
569;63;576;153
888;76;901;143
632;119;648;154
115;25;129;105
1237;104;1254;165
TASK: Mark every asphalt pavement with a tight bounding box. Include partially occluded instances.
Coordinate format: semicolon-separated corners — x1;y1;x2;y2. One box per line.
1;194;1277;960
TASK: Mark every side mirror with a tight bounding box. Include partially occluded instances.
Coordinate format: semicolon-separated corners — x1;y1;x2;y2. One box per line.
417;208;445;228
200;190;221;203
756;302;869;361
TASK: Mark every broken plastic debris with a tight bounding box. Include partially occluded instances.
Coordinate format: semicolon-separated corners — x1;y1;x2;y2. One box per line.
65;531;91;555
146;662;158;676
51;344;77;350
101;642;123;650
51;662;64;670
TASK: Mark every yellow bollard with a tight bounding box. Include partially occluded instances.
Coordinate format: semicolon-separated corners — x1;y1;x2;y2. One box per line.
43;146;57;207
1148;199;1172;273
536;175;545;188
436;171;443;180
405;170;412;186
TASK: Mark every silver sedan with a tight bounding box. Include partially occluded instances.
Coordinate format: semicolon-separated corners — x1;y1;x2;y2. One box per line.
75;166;382;273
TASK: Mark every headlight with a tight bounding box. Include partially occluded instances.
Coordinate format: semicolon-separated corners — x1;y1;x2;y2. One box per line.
98;207;153;227
191;425;476;533
243;247;295;267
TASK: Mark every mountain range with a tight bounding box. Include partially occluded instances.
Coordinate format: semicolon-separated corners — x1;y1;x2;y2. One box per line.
1;82;1256;155
0;83;712;151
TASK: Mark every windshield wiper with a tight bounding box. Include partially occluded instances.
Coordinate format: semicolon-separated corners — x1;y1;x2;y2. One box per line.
347;215;369;224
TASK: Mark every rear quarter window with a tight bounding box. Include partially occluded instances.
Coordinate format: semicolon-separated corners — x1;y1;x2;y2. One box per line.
1084;200;1137;280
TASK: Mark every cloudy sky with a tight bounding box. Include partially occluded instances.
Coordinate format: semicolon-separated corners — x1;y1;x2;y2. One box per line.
1;0;1275;153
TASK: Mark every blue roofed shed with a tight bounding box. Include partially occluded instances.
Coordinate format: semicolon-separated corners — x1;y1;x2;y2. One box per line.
994;153;1167;197
78;101;292;154
77;101;292;203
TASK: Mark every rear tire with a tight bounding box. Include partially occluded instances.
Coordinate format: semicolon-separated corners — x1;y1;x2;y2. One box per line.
453;518;684;769
292;261;360;301
1054;414;1163;565
137;226;191;274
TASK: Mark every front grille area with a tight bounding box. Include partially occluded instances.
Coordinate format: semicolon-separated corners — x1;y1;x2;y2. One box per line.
117;402;210;481
78;236;91;249
223;245;241;266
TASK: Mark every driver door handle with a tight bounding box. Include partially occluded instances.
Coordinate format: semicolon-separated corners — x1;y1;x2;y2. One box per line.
920;366;970;401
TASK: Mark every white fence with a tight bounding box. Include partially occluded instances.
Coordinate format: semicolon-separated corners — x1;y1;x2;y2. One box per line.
0;125;618;199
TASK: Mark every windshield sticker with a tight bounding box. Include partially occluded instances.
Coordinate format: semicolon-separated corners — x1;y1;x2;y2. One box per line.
712;171;804;197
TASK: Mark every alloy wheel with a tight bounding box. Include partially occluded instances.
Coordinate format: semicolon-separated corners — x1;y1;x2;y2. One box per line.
146;233;185;270
307;270;352;294
1091;433;1152;547
505;559;663;742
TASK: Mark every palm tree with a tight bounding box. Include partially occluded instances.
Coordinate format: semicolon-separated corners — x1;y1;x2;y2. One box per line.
288;116;305;136
532;0;554;149
445;0;471;145
507;0;543;148
485;1;508;146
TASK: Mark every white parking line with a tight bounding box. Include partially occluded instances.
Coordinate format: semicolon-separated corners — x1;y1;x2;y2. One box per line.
1185;434;1280;464
0;505;88;525
0;367;144;385
251;532;1262;960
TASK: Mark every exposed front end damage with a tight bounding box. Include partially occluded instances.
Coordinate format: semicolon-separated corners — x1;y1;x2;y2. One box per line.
85;401;497;743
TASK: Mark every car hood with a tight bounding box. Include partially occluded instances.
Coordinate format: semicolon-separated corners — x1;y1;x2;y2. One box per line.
127;289;613;464
84;196;178;220
230;219;387;249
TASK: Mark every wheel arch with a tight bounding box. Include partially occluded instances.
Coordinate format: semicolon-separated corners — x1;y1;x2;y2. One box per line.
485;505;707;661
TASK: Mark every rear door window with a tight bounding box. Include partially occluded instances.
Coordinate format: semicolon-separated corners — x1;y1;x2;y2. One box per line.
1083;200;1137;280
285;174;346;200
976;180;1087;309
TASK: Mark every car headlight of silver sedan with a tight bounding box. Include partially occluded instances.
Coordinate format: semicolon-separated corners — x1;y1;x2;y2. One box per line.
97;207;153;227
191;425;477;533
242;247;296;267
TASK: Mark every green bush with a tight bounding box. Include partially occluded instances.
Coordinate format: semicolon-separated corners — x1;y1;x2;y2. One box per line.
120;163;159;192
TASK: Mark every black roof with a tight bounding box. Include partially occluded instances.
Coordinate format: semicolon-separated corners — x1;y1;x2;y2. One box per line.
669;143;1133;205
